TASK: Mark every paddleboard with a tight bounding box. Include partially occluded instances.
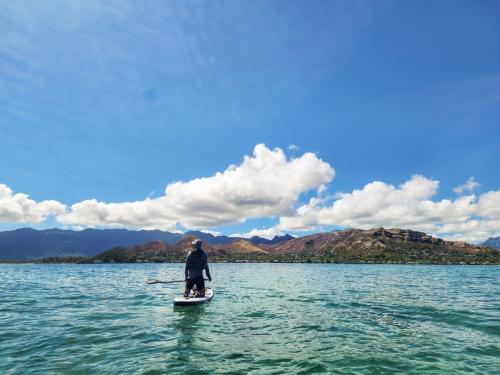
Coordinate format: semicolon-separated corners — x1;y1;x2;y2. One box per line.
173;288;214;306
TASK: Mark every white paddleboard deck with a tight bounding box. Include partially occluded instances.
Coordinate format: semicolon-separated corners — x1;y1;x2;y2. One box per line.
173;288;213;306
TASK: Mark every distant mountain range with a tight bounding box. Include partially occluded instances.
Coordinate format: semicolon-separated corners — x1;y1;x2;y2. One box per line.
3;227;498;264
481;237;500;249
180;231;294;246
40;227;499;265
0;228;294;260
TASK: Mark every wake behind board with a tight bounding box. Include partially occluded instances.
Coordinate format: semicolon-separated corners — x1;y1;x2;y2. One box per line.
173;288;213;306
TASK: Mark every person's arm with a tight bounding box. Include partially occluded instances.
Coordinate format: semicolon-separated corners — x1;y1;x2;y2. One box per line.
185;253;190;281
204;254;212;281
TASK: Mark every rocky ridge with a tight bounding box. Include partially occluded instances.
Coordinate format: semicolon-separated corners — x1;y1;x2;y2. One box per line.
40;228;499;265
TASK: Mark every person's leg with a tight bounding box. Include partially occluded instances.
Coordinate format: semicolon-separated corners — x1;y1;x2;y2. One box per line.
195;277;206;297
185;279;195;297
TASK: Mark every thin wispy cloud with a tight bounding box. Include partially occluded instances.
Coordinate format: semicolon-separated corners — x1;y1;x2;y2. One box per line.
431;76;500;121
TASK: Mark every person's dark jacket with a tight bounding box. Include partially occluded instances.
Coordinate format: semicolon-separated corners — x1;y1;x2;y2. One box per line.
185;249;211;280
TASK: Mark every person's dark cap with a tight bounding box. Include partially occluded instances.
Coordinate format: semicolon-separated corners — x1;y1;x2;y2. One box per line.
192;239;202;246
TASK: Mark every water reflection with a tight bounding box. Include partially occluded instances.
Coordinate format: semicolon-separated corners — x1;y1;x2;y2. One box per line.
171;305;206;371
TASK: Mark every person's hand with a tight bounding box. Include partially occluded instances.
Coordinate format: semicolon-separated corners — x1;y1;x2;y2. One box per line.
208;277;212;282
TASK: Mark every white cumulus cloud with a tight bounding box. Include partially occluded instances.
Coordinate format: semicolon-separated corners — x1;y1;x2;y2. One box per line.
0;184;65;224
56;144;335;230
231;226;284;240
453;176;480;195
276;175;500;242
2;148;499;243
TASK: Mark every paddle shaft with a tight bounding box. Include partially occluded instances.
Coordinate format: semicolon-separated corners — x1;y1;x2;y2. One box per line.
147;278;209;284
153;280;184;284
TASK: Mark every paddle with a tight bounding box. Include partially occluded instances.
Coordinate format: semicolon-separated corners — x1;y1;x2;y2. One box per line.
147;278;210;285
146;279;184;284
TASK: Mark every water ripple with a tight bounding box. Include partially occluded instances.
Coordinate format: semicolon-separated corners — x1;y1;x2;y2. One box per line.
0;263;498;374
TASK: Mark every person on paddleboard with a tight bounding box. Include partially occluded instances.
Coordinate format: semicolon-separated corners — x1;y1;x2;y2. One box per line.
184;239;212;297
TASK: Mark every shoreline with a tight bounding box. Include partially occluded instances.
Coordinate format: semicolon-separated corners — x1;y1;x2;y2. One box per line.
1;260;499;265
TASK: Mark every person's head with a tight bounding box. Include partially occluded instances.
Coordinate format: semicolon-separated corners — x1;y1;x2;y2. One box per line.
192;239;202;251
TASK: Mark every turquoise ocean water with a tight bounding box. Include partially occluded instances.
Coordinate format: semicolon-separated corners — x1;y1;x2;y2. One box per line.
1;264;498;374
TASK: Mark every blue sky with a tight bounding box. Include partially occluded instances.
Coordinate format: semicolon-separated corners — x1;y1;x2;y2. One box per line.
1;1;499;242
